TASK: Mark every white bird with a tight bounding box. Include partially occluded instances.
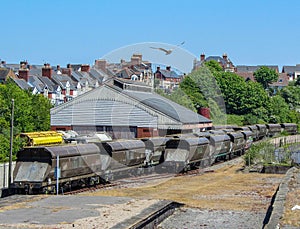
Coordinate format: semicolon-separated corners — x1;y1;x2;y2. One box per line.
150;41;185;55
150;47;173;55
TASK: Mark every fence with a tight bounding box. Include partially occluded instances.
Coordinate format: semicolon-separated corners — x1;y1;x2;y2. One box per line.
0;162;16;189
271;135;300;164
270;134;300;148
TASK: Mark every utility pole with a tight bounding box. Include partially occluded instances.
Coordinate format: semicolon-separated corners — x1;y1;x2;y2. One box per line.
8;99;14;189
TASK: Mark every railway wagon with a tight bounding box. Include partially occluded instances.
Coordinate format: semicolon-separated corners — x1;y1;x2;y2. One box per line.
164;137;210;172
141;137;169;166
248;125;259;141
227;132;246;156
20;131;64;146
97;139;146;179
12;144;110;194
240;130;254;150
266;124;282;137
281;123;298;135
256;124;268;140
206;134;231;163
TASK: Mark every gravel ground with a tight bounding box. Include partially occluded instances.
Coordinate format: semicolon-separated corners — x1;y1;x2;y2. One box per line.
159;207;266;229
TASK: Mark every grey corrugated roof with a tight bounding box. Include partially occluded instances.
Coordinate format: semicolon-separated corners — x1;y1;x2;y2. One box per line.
118;86;211;124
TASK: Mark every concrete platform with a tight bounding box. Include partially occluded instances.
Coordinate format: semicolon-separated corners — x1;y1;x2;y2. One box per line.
0;195;176;228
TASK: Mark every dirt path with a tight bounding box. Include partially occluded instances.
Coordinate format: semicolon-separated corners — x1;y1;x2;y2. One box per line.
83;159;284;212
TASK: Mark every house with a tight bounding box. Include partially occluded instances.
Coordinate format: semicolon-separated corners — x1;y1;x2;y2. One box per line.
154;66;183;90
236;65;279;73
269;73;289;93
193;53;236;72
282;65;300;81
0;68;16;83
50;78;212;139
94;54;153;85
236;65;280;82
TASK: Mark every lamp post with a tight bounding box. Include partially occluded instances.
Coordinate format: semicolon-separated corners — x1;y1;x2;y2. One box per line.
8;99;14;189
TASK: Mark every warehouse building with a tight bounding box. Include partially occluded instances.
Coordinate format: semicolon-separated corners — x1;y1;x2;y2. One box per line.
50;79;212;139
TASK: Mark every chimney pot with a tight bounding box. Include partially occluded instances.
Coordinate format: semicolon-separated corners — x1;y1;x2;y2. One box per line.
18;68;30;82
42;63;52;79
81;64;90;72
200;53;205;61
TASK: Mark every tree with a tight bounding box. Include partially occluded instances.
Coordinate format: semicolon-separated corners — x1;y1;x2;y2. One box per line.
0;80;52;162
268;95;291;123
155;87;196;112
280;86;300;110
204;60;223;73
295;76;300;86
253;66;279;89
180;63;226;122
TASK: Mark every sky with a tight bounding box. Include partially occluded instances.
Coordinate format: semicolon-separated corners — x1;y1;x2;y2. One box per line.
1;0;300;73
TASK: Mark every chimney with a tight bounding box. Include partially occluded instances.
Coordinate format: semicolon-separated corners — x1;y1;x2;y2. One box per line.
166;66;171;71
223;53;228;61
94;59;107;72
132;53;142;61
18;68;30;82
200;53;205;61
61;64;72;76
42;63;52;79
81;64;90;72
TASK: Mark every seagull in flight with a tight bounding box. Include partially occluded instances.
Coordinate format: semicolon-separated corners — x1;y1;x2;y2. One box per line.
150;47;173;55
150;41;185;55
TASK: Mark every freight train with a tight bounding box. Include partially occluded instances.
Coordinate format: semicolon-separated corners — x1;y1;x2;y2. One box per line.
12;123;298;194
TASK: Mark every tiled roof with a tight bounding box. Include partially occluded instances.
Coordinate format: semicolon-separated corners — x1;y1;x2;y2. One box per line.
28;75;45;92
12;78;31;90
52;74;77;90
0;68;10;80
236;72;255;81
160;69;181;79
236;65;279;73
269;73;289;87
205;56;227;65
282;65;300;74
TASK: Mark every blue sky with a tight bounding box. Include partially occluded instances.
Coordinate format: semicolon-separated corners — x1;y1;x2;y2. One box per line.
1;0;300;72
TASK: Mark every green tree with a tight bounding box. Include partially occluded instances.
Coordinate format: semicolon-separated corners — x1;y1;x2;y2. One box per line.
0;80;52;162
204;60;223;73
253;66;279;89
215;72;270;117
268;95;289;123
295;76;300;86
179;75;208;108
280;86;300;110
